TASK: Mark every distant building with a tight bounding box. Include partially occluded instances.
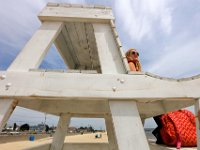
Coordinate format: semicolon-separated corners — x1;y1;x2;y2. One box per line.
68;126;77;133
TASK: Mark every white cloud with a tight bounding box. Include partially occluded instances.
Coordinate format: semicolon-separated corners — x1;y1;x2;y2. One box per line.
0;0;45;48
0;0;86;49
114;0;200;79
114;0;173;41
0;0;87;68
147;35;200;78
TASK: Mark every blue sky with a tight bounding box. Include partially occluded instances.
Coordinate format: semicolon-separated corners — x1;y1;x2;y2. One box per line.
1;0;200;128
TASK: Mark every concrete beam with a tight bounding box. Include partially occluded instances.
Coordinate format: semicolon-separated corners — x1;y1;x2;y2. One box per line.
0;71;199;100
38;5;114;23
8;22;63;71
50;114;71;150
0;99;17;131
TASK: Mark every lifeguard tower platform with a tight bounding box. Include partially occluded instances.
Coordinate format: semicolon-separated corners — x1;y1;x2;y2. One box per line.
0;3;199;150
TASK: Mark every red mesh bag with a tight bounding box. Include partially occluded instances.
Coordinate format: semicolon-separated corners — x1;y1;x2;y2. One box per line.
160;110;197;149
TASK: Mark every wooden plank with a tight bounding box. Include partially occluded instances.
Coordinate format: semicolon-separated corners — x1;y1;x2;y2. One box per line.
80;70;97;74
0;99;17;131
93;23;126;74
38;6;114;23
61;25;80;68
195;99;200;150
8;22;63;71
59;3;71;7
85;23;101;72
94;5;106;9
82;5;95;9
109;101;150;150
54;32;75;69
65;22;90;69
69;4;82;8
109;20;130;73
29;69;97;73
0;71;199;101
47;3;59;7
115;37;122;48
50;114;71;150
74;22;93;69
74;22;88;51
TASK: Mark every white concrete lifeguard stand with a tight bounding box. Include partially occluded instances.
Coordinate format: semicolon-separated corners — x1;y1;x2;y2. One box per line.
0;3;200;150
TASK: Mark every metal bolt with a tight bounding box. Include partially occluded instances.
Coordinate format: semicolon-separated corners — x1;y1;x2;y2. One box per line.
0;74;6;80
120;79;125;84
5;83;12;90
112;86;117;92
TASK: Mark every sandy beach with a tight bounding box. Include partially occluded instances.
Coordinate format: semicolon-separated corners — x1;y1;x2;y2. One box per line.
0;132;108;150
0;132;197;150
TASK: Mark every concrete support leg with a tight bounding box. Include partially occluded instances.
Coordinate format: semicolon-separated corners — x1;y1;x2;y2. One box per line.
50;114;71;150
8;22;63;72
0;99;17;131
109;100;150;150
195;99;200;150
105;114;118;150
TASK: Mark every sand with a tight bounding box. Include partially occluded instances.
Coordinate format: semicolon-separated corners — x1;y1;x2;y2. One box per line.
0;132;108;150
0;132;197;150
